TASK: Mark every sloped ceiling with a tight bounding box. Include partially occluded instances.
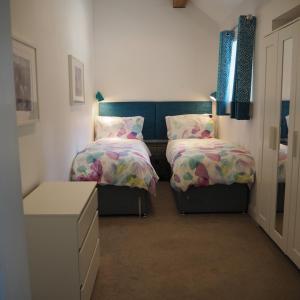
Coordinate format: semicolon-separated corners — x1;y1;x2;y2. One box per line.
191;0;267;25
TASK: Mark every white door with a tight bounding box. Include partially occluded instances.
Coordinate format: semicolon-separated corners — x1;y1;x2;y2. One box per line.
269;21;298;253
258;32;278;233
287;21;300;269
0;0;31;298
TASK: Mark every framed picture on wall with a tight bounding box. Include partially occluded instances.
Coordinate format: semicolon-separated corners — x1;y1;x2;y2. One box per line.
68;55;85;104
12;38;39;126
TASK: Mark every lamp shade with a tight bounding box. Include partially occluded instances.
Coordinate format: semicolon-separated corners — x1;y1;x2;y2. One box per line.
210;91;217;101
96;91;104;102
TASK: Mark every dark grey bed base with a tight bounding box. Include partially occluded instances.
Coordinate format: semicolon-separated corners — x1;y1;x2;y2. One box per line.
172;183;250;214
97;185;151;216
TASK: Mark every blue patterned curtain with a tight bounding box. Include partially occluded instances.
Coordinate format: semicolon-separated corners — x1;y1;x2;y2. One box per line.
216;31;234;115
231;16;256;120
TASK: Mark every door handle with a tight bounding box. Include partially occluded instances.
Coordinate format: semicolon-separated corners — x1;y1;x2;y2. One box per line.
293;131;298;158
269;126;278;150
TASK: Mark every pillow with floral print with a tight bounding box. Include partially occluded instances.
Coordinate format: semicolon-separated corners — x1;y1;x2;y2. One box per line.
95;116;144;140
165;114;215;140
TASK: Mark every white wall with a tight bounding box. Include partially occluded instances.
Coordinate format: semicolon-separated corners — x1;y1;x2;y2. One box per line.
93;0;219;101
10;0;219;194
0;0;31;299
10;0;96;195
217;0;300;219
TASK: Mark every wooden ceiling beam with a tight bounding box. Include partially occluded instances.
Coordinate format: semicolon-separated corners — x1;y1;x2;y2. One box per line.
173;0;189;8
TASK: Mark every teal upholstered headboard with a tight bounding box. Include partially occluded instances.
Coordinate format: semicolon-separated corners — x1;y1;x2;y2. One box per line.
99;101;212;140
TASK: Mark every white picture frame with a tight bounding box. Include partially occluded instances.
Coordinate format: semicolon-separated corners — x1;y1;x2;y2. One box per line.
68;55;85;104
12;38;39;126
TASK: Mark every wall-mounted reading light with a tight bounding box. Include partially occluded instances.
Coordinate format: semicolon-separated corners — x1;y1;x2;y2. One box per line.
96;91;104;102
210;92;217;101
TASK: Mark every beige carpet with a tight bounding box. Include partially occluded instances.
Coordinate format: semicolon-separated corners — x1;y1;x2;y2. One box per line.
92;182;300;300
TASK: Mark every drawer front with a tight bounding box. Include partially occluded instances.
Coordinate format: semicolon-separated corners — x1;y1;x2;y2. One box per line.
78;188;98;248
81;239;100;300
79;212;99;285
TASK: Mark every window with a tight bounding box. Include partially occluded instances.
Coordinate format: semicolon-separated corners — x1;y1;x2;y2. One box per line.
227;39;237;114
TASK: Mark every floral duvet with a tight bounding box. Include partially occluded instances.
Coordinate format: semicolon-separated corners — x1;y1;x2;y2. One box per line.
166;138;255;192
71;138;159;195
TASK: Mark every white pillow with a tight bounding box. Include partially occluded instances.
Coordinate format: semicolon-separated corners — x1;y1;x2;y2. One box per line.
165;114;215;140
95;116;144;140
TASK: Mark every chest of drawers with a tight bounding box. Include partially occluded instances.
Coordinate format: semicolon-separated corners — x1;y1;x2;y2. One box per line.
23;182;99;300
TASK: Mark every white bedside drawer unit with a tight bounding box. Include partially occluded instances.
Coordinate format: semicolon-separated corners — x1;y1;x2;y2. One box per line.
23;182;99;300
81;239;100;300
79;212;99;285
78;188;98;248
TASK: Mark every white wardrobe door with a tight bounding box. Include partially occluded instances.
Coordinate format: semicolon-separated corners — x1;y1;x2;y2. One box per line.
268;22;298;252
258;33;278;233
288;165;300;268
287;21;300;269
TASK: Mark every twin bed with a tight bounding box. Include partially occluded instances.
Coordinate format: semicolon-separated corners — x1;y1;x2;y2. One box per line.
71;116;158;216
165;114;254;213
71;101;255;216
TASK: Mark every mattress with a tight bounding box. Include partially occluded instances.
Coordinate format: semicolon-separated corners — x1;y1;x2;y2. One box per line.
166;138;255;192
71;138;159;195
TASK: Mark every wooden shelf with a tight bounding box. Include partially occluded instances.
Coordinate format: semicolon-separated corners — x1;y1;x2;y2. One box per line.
272;5;300;30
